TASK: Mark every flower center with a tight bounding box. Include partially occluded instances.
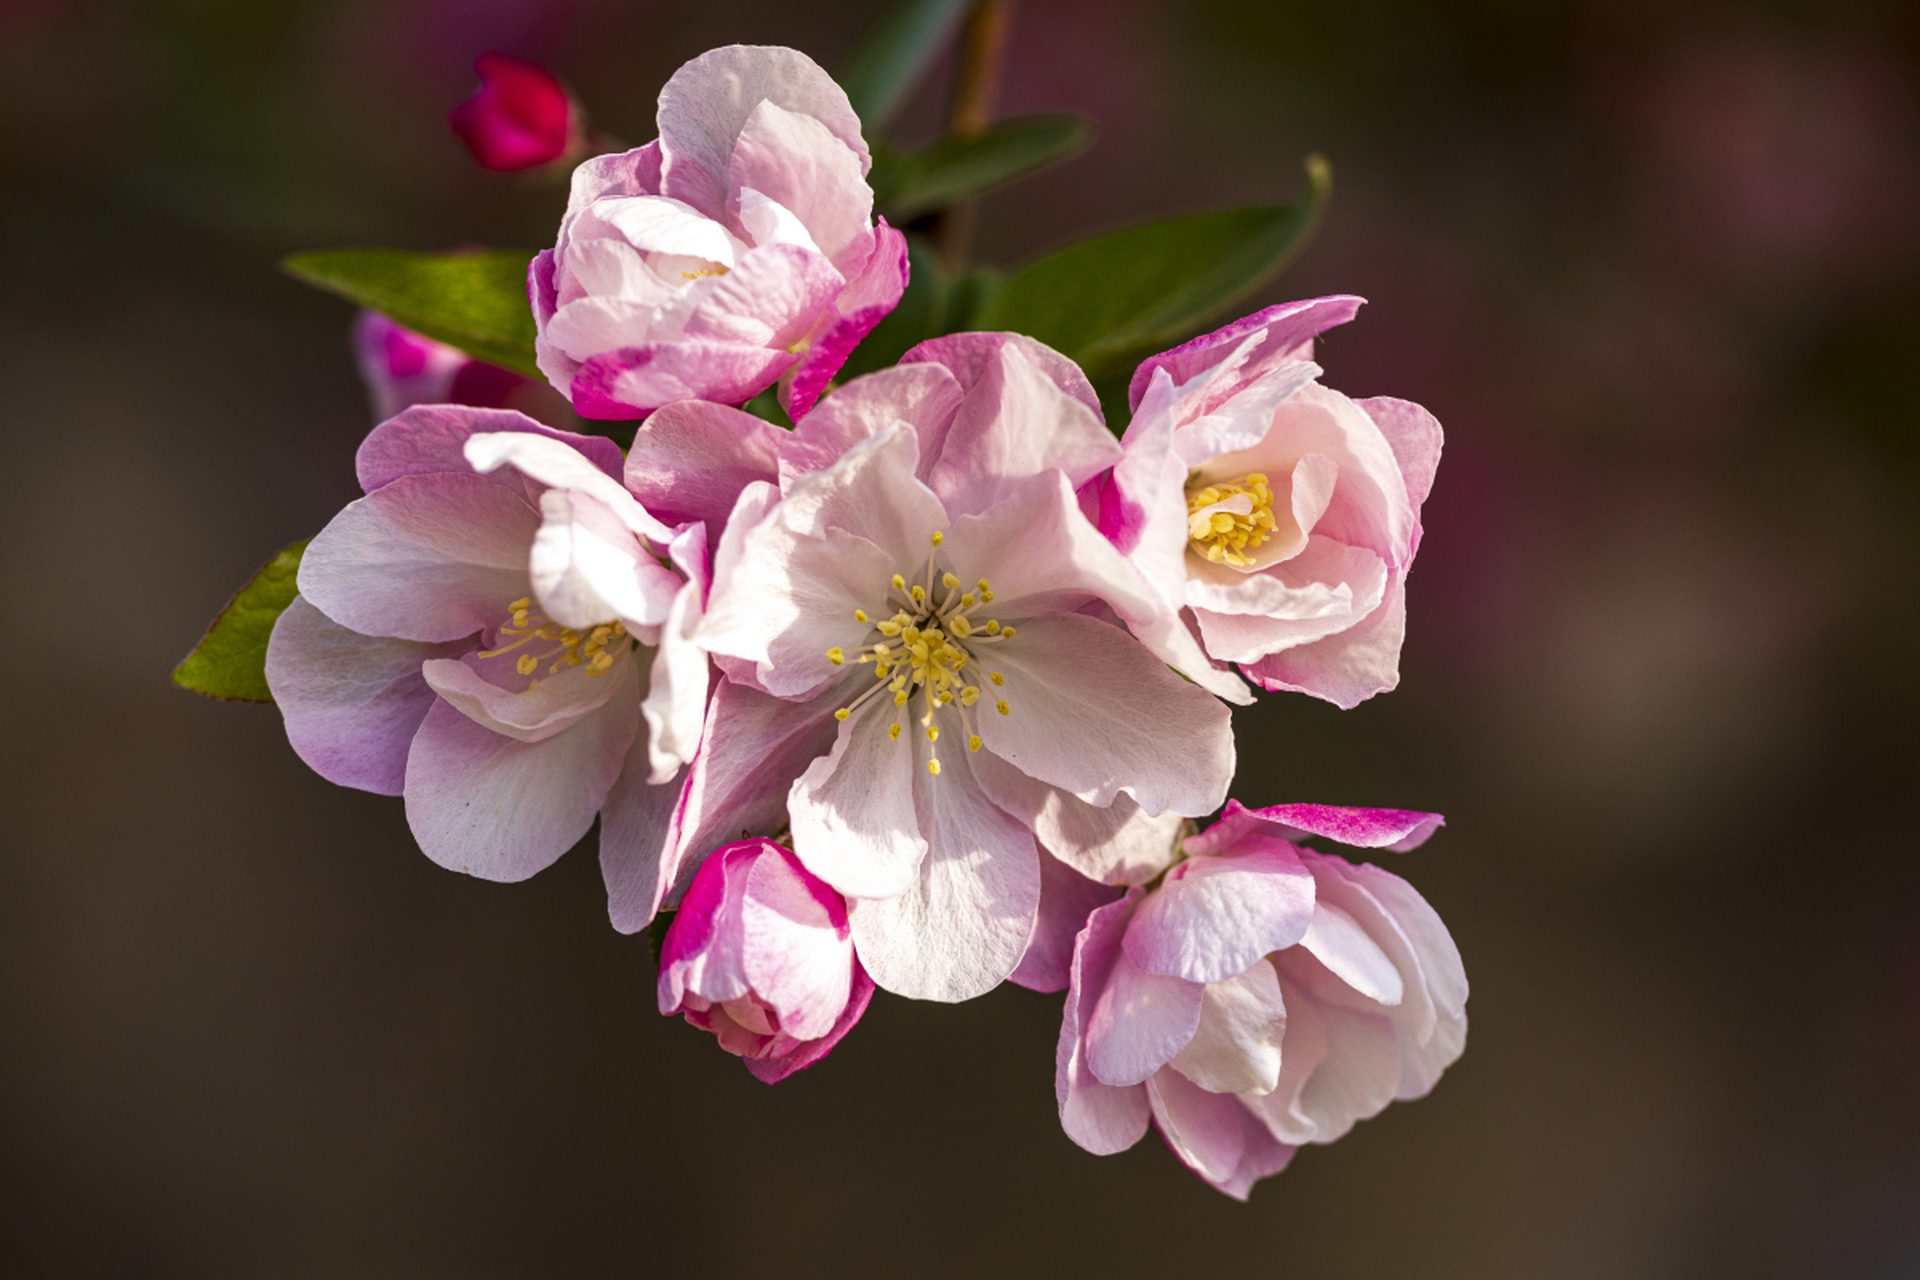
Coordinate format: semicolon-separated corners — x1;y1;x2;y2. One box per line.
1185;473;1277;567
823;532;1014;778
476;597;631;679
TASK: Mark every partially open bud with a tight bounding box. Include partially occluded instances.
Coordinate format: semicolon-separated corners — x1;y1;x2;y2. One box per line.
449;52;583;173
657;839;875;1083
351;311;526;420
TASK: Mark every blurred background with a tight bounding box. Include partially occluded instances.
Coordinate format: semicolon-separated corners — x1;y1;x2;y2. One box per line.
4;0;1919;1275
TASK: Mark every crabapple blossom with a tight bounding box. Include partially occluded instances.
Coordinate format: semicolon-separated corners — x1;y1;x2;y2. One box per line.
1088;297;1443;709
264;404;709;927
530;45;908;421
658;838;875;1083
692;333;1235;1004
1056;801;1465;1199
450;52;582;173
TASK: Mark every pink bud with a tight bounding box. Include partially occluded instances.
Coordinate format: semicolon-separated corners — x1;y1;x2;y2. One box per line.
657;839;875;1083
449;52;576;172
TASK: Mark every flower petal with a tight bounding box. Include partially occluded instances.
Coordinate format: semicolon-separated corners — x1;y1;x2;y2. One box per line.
1241;575;1406;708
464;429;677;545
1167;959;1287;1095
657;45;868;220
665;679;843;899
299;472;536;643
780;359;964;487
969;752;1185;887
1084;946;1203;1086
1190;799;1445;855
974;612;1233;817
527;489;680;631
403;672;640;881
1009;849;1125;994
845;751;1040;1001
740;846;854;1040
787;694;925;900
420;652;621;744
572;339;795;420
599;720;684;934
729;99;873;273
1127;295;1364;414
746;962;875;1085
624;400;783;529
265;596;465;795
1122;837;1316;984
925;340;1120;518
1146;1067;1296;1200
355;404;623;494
1057;891;1152;1156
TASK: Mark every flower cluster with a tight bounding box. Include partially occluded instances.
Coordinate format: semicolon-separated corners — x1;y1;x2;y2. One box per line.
254;43;1464;1199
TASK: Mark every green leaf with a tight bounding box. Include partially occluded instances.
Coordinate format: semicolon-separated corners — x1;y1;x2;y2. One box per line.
282;247;541;378
973;155;1331;382
838;0;971;132
873;114;1094;222
172;540;309;703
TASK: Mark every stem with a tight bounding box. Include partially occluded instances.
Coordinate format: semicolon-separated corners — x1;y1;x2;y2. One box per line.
933;0;1016;271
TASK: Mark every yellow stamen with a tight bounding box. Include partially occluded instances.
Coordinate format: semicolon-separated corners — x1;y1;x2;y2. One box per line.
1185;473;1279;567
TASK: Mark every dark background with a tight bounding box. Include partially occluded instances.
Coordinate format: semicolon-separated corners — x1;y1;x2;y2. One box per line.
5;0;1919;1275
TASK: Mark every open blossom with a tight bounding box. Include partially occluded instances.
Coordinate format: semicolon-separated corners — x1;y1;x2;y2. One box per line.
530;45;908;422
264;405;709;926
1057;801;1465;1199
658;838;875;1083
351;311;528;420
690;332;1235;1003
1087;297;1443;709
449;52;583;173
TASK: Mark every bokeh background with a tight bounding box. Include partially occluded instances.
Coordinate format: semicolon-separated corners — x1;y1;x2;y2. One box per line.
5;0;1920;1275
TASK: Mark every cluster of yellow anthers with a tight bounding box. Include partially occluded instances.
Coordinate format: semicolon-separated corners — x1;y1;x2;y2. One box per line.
825;532;1014;778
1185;472;1278;567
477;597;630;679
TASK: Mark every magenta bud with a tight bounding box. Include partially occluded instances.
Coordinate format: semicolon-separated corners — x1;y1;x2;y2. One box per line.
449;52;577;172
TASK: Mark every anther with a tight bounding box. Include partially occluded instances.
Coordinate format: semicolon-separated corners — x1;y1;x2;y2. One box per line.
889;723;902;740
827;647;845;665
989;672;1004;686
854;609;869;623
996;700;1010;715
891;574;906;591
968;735;982;752
941;573;960;590
926;725;939;743
930;531;944;547
834;708;850;722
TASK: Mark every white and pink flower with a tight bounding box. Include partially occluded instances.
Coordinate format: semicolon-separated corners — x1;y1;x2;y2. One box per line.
687;332;1237;1004
530;45;907;422
264;405;709;926
1088;297;1443;708
1057;801;1465;1199
658;837;875;1083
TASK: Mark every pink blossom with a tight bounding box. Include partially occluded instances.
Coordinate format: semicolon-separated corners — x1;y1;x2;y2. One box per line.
530;45;908;422
450;52;581;173
1057;801;1466;1198
689;332;1236;1003
264;405;710;928
658;838;875;1083
1089;298;1443;709
351;311;527;420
